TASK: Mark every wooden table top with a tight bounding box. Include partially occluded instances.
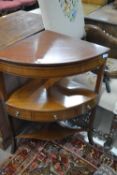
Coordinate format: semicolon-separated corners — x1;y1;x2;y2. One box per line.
0;10;44;50
0;30;109;66
86;3;117;25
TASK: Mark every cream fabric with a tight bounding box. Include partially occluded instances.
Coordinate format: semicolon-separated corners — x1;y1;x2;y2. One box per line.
37;0;85;38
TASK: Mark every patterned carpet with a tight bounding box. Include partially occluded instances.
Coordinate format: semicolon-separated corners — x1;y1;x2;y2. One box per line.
0;133;117;175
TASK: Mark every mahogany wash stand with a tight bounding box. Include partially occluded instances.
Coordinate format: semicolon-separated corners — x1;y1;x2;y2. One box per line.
0;30;109;152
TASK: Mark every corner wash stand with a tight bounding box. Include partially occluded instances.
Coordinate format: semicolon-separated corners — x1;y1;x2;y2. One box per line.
0;30;109;152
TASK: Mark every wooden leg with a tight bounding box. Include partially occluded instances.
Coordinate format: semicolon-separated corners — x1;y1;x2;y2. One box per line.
8;116;17;153
87;130;94;145
87;107;96;145
11;137;17;154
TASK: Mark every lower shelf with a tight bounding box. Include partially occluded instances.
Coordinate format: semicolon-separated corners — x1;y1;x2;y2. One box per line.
16;122;80;141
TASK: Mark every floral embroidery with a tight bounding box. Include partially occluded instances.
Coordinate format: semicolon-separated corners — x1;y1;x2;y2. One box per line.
58;0;79;21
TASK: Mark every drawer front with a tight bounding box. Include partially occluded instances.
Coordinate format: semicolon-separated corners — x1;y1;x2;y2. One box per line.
7;98;96;122
7;106;31;121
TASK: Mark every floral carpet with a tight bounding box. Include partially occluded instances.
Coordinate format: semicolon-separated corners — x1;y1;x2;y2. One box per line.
0;133;117;175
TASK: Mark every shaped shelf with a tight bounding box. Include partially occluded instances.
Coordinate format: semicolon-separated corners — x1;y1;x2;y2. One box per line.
6;79;97;123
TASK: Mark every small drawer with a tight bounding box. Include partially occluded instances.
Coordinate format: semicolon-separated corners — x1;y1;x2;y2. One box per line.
7;106;31;121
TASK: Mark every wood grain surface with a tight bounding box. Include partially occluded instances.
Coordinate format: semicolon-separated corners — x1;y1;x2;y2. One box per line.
0;10;44;50
0;30;109;66
86;3;117;25
6;79;97;122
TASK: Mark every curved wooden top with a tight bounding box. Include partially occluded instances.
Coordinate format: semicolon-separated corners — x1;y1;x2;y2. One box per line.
0;30;109;66
0;30;109;78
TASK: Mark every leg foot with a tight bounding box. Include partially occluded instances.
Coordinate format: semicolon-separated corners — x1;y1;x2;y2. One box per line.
11;137;17;154
88;130;94;145
87;107;96;145
8;115;17;153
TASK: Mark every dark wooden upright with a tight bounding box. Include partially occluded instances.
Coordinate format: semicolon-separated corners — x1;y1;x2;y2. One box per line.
0;10;44;149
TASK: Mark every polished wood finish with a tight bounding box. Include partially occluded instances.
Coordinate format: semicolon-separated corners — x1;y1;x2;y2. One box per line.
0;56;106;78
0;10;44;51
0;31;108;78
6;79;97;122
0;30;109;147
0;30;108;65
82;0;107;5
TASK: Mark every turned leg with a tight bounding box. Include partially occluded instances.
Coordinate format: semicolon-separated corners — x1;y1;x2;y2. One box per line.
8;115;17;153
87;130;94;145
87;107;96;145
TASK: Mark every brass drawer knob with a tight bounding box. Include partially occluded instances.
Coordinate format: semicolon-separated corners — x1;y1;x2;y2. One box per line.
87;105;91;110
16;111;20;117
53;114;58;120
